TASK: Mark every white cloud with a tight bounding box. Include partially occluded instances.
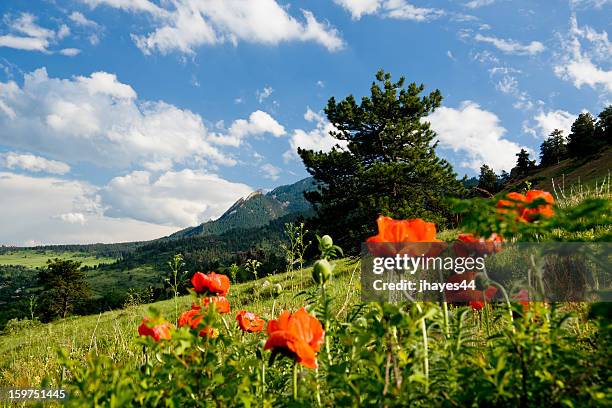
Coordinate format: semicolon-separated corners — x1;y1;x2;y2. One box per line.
58;212;86;225
256;86;273;103
428;101;524;172
81;0;166;16
101;169;252;227
531;110;576;139
0;172;176;245
59;47;81;56
334;0;443;21
464;0;496;8
69;11;100;28
0;68;234;168
1;152;71;174
209;110;286;147
334;0;382;19
284;108;347;162
261;163;282;180
0;13;66;52
87;0;344;54
554;15;612;93
570;0;611;8
474;33;545;55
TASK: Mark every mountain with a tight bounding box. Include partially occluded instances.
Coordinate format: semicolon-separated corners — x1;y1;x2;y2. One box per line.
171;177;316;239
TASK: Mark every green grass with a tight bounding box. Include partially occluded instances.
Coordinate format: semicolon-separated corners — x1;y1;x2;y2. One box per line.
0;259;360;388
502;146;612;193
0;250;115;268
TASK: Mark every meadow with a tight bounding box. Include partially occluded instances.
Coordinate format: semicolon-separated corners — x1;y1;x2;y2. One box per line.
0;185;610;407
0;250;115;269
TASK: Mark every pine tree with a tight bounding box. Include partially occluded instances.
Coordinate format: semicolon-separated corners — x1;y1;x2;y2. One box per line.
477;164;499;194
540;129;567;166
299;70;465;254
594;105;611;146
37;258;91;320
513;148;535;177
567;112;597;158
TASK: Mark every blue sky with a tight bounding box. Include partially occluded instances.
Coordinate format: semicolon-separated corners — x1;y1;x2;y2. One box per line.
0;0;610;245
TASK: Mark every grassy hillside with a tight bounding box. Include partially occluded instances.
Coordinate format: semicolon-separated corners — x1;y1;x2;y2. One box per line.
0;259;359;388
0;249;115;268
503;146;611;194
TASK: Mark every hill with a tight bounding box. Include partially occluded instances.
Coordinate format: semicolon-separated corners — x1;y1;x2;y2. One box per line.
171;177;316;238
502;146;611;194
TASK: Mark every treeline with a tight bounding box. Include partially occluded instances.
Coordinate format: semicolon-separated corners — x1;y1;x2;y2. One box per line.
0;241;147;258
473;105;611;194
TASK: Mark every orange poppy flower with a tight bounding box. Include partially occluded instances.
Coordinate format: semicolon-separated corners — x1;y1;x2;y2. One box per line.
366;216;445;257
513;289;530;311
497;190;554;222
454;233;503;257
236;310;265;333
178;308;219;338
191;272;230;296
445;272;498;306
192;296;231;314
264;308;324;369
522;190;554;221
138;317;173;341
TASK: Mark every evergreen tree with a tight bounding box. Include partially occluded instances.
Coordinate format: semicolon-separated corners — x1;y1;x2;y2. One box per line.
477;164;499;194
539;129;567;166
498;170;511;187
594;105;611;146
512;148;536;177
299;70;465;254
567;112;597;158
37;258;91;320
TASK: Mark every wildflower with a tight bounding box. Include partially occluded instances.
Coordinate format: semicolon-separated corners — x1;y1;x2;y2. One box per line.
513;288;530;309
523;190;554;221
445;272;498;306
366;215;445;257
497;190;554;222
191;271;230;296
191;296;231;314
178;308;219;338
454;233;503;257
138;317;173;341
236;310;265;333
265;308;324;369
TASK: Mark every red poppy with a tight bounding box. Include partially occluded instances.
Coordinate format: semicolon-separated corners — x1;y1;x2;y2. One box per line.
178;309;219;338
445;272;498;306
178;308;202;329
513;288;530;308
264;308;324;369
236;310;265;333
191;272;230;296
138;317;173;341
522;190;554;221
366;216;445;257
454;233;503;257
497;190;554;222
192;296;231;314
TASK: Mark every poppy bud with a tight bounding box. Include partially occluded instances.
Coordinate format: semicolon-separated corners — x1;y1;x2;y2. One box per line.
319;235;333;250
272;283;283;298
312;259;333;284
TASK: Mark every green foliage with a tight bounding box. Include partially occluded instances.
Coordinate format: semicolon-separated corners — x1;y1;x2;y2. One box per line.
299;69;466;254
37;258;92;320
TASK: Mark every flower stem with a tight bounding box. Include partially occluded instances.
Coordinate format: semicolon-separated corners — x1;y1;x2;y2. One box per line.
293;361;299;401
